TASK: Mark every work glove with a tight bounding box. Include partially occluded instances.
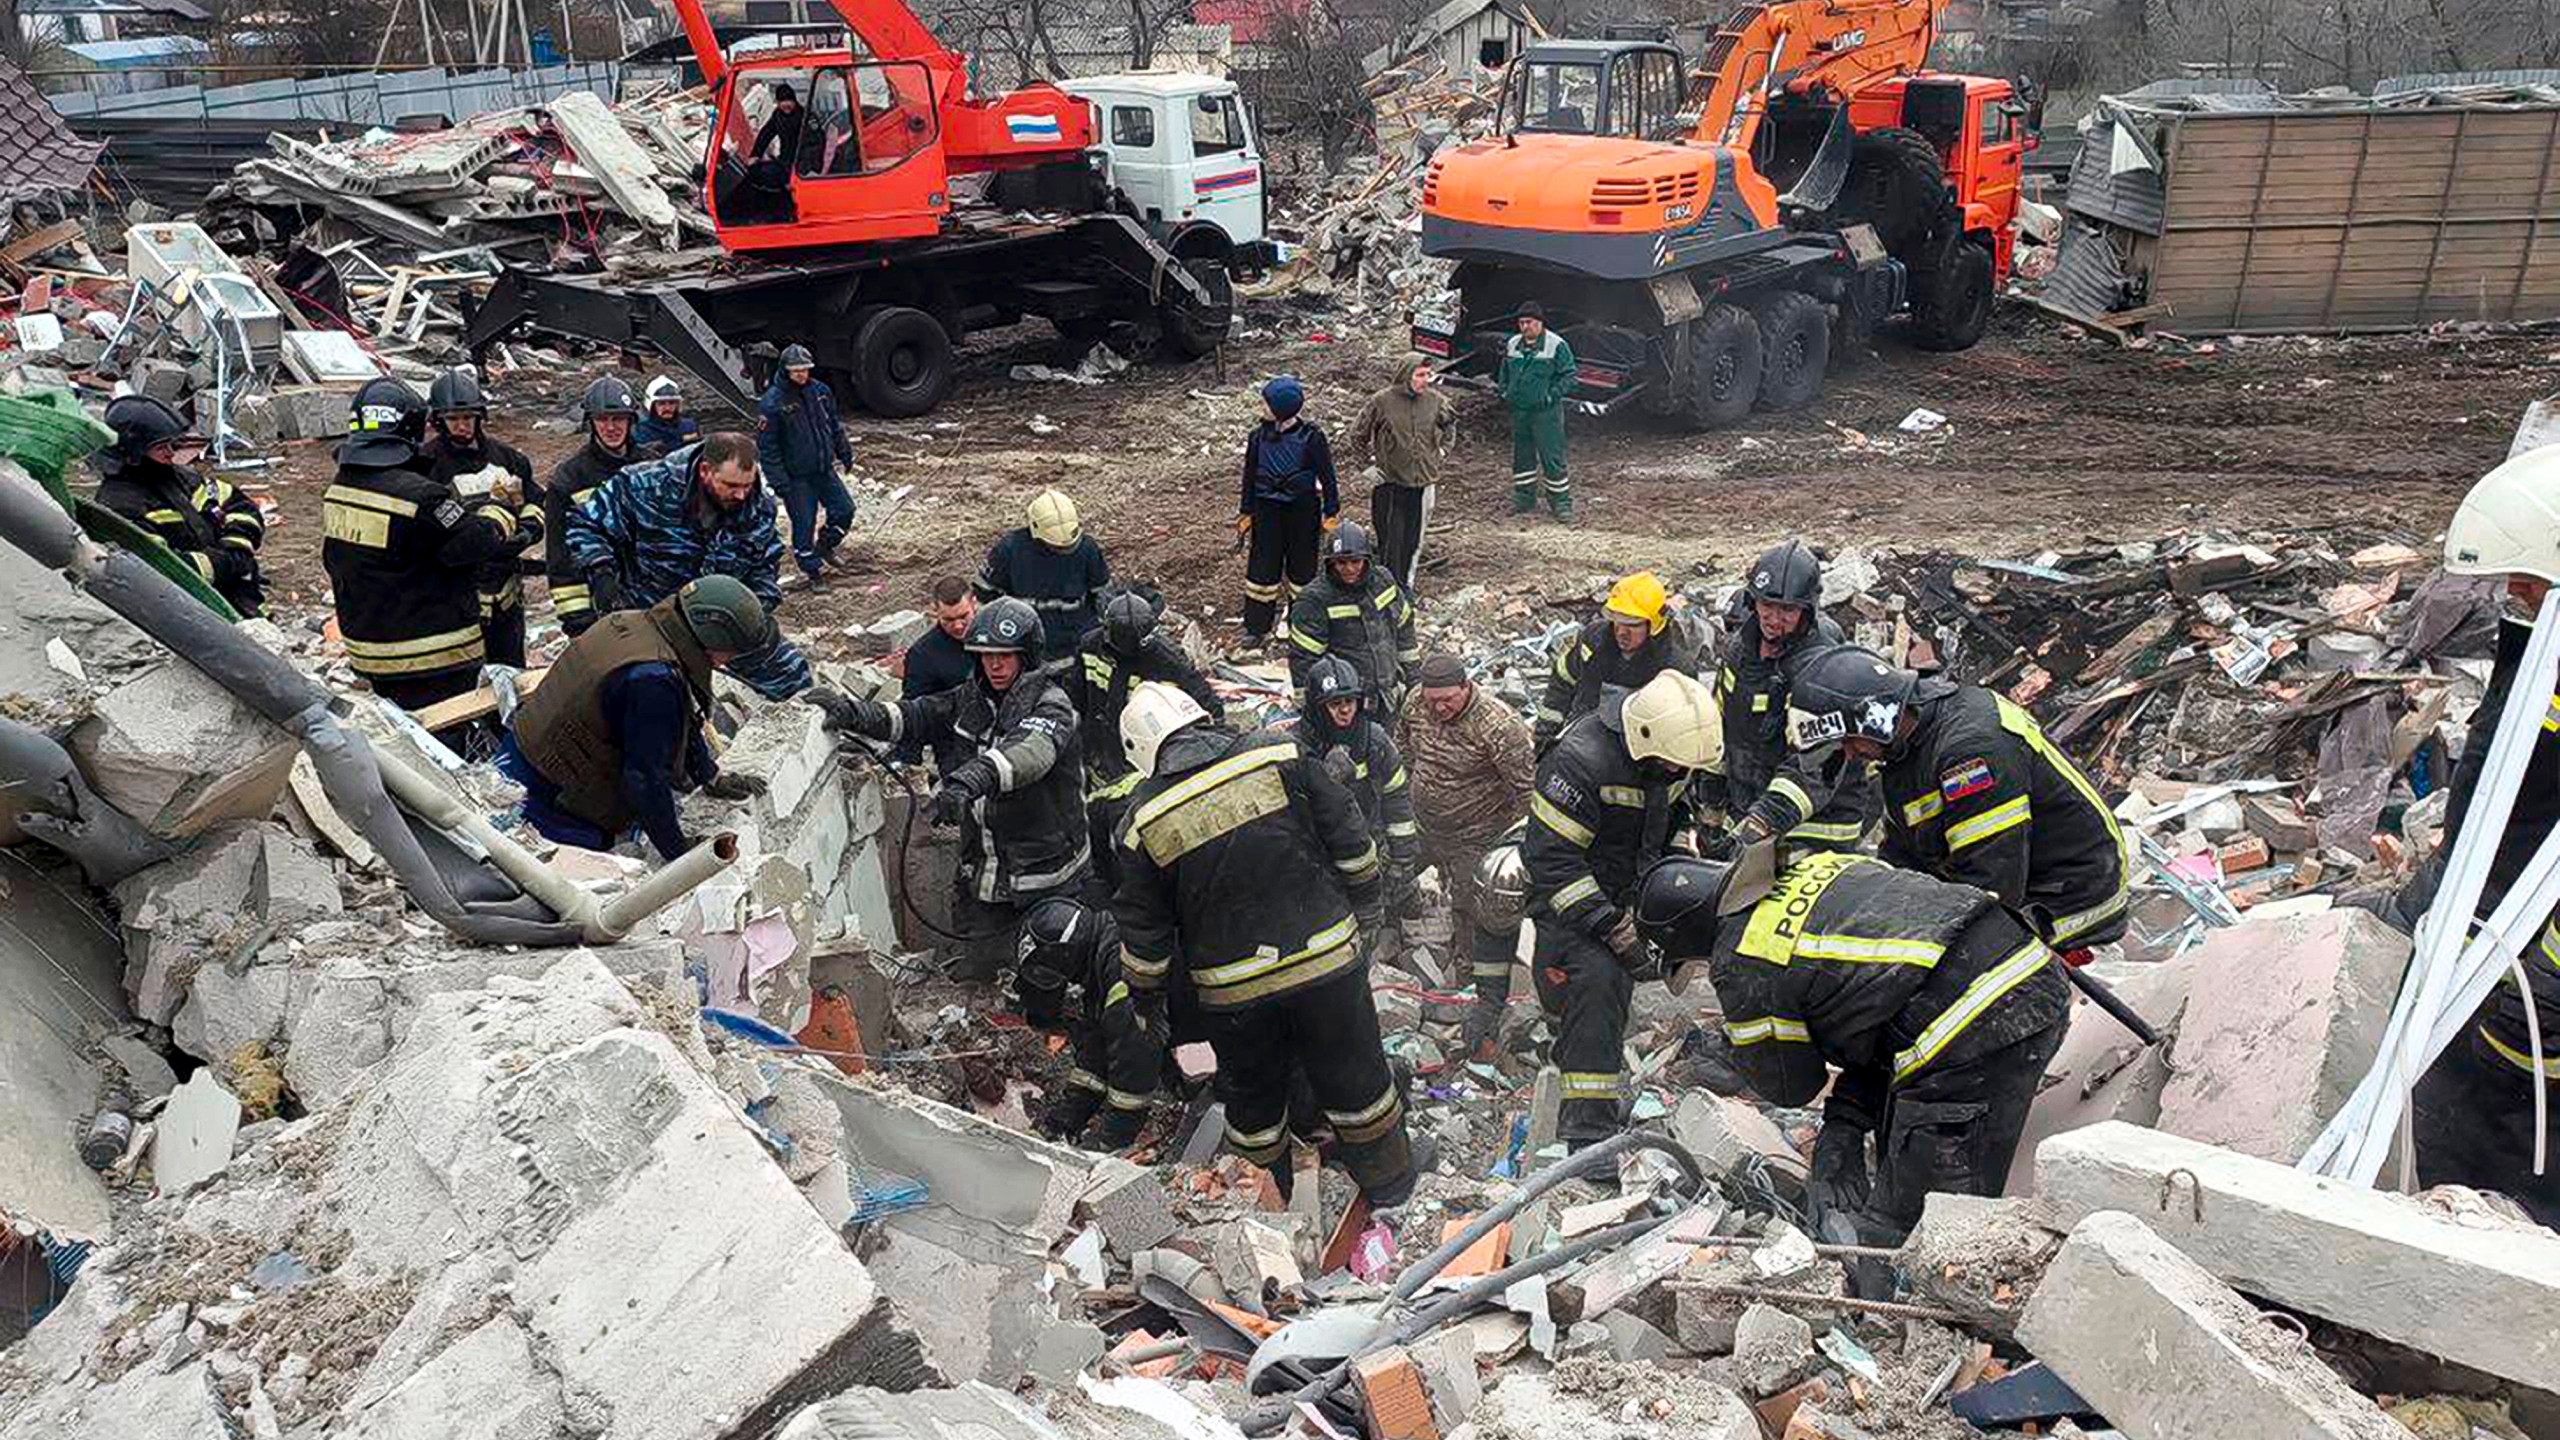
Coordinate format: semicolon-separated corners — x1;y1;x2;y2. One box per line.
1807;1120;1875;1228
700;770;765;802
930;759;994;825
209;546;258;586
1322;512;1341;532
1701;813;1772;863
584;564;627;615
1605;910;1661;980
1232;513;1252;554
807;688;890;738
1084;1106;1146;1153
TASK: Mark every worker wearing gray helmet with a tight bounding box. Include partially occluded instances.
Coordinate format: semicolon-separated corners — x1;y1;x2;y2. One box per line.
1711;539;1877;854
757;342;856;590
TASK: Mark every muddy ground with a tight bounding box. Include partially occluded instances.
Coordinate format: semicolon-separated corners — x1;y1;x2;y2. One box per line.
237;301;2560;656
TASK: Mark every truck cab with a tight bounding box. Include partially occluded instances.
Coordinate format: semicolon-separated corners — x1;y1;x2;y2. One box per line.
1064;72;1278;274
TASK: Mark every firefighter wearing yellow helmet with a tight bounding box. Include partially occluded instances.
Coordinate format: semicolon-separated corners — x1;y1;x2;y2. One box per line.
978;487;1114;654
1535;570;1696;755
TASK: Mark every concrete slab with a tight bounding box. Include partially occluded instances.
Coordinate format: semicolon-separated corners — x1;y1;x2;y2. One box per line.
152;1068;242;1194
2158;910;2409;1166
2017;1211;2406;1440
2008;954;2203;1193
0;857;125;1242
69;658;298;839
545;90;679;233
2034;1121;2560;1391
777;1382;1066;1439
1899;1193;2061;1343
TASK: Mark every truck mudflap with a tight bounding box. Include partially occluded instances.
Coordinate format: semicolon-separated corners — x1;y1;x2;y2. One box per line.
469;271;762;415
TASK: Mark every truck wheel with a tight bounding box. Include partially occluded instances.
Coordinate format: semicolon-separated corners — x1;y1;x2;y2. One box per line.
851;305;954;417
1912;234;1995;353
1680;303;1762;429
1160;259;1233;359
1749;290;1830;411
1833;127;1951;260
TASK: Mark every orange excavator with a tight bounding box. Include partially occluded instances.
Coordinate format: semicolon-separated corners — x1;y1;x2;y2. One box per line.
469;0;1231;417
1413;0;2037;426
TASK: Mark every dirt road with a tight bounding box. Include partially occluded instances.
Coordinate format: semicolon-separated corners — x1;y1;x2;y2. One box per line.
240;305;2556;658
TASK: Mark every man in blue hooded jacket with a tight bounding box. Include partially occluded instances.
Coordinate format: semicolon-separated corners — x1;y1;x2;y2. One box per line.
1237;375;1339;644
560;431;814;698
757;343;856;589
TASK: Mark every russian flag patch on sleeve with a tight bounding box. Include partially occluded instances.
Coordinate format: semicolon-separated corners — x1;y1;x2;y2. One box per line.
1940;757;1996;802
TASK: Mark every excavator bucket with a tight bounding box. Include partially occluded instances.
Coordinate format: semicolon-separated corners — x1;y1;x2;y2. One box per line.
1778;104;1857;215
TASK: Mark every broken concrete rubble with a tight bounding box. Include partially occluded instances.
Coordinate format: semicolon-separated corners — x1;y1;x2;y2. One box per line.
2035;1121;2560;1390
0;953;931;1440
2018;1210;2407;1440
113;822;342;1030
69;656;298;840
1899;1192;2062;1343
2158;909;2410;1165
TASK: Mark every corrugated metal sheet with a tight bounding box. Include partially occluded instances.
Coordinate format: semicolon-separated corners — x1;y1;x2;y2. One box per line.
2375;69;2560;97
2044;215;2137;318
2063;116;2168;235
72;116;325;210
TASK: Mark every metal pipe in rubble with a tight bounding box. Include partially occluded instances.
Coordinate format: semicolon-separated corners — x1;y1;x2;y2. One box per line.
0;462;730;945
1237;1132;1710;1436
0;715;176;886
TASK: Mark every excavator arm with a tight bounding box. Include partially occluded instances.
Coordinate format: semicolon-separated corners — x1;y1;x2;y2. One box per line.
1691;0;1943;149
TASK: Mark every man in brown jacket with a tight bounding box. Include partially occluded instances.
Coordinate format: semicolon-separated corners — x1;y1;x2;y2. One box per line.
1352;356;1457;588
1394;653;1536;1058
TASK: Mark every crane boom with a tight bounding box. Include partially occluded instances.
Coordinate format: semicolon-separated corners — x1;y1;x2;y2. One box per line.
1691;0;1944;149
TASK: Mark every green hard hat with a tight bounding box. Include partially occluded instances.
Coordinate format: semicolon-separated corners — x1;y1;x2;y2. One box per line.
676;575;768;653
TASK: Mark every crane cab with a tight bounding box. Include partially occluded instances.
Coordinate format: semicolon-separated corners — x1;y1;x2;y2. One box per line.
1496;38;1690;141
708;52;957;248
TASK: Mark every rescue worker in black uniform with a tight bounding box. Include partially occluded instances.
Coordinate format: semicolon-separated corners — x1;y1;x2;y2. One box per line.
1067;590;1224;894
1713;540;1876;852
810;596;1089;982
546;376;652;638
320;378;524;736
977;489;1114;656
1283;655;1422;906
92;395;266;618
1522;669;1724;1145
1018;892;1164;1153
1535;571;1695;756
1634;847;2070;1269
498;575;769;862
419;368;543;668
2368;448;2560;1226
1111;681;1424;1205
1285;521;1417;712
1784;646;2133;957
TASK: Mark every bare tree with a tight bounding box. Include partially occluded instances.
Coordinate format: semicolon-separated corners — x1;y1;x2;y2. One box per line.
1249;0;1376;171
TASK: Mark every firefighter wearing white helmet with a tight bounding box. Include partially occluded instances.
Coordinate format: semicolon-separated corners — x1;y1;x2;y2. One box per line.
1522;668;1725;1147
1536;570;1696;755
978;487;1114;655
2376;444;2560;1227
635;375;700;453
1109;680;1429;1207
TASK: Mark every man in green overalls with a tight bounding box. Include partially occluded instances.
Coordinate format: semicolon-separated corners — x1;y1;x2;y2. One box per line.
1498;301;1578;520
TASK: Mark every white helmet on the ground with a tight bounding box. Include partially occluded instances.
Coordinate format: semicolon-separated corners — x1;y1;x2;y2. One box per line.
1029;488;1082;547
1122;681;1208;778
2446;445;2560;584
1621;670;1723;771
643;375;681;407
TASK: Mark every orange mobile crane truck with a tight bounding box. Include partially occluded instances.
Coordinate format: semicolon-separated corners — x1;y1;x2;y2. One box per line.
1412;0;2038;427
467;0;1238;417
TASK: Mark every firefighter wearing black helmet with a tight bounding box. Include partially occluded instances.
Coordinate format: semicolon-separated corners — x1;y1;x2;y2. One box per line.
1634;848;2069;1273
809;596;1088;980
1284;655;1422;904
1017;893;1163;1152
1066;589;1224;894
421;367;543;667
321;378;526;735
1286;521;1417;711
1713;540;1877;853
546;376;654;636
92;395;266;618
1786;646;2133;953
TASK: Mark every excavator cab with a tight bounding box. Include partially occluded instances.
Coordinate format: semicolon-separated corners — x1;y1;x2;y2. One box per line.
708;56;950;247
1497;40;1689;140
